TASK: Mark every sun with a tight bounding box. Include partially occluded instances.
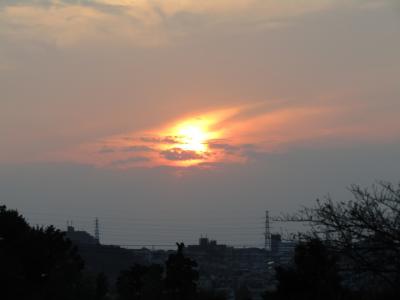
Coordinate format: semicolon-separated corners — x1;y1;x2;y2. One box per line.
175;122;210;152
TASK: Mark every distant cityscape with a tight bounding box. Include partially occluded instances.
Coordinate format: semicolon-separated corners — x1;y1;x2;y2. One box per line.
65;222;297;300
3;182;400;299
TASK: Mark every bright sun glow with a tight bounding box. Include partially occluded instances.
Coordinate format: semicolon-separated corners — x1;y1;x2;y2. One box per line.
174;121;211;152
71;108;245;169
65;105;342;169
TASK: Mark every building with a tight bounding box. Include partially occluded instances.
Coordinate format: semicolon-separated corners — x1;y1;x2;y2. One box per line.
65;225;98;245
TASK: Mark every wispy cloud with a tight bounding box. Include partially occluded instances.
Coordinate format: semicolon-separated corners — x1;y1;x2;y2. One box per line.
123;145;154;152
98;146;115;154
0;0;362;47
110;156;150;168
161;148;207;161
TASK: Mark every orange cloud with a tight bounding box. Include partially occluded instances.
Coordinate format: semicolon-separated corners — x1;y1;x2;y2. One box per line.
54;103;364;169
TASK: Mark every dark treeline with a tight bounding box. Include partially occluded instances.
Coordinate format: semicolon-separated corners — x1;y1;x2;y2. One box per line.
264;182;400;300
115;243;225;300
1;182;400;300
0;205;224;300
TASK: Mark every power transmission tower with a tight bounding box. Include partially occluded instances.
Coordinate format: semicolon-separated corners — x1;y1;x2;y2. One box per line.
94;217;100;244
264;210;271;251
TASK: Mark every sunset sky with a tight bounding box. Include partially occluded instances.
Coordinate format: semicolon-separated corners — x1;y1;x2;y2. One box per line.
1;0;400;246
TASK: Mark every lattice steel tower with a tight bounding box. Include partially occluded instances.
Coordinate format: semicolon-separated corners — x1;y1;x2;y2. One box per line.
264;210;271;251
94;217;100;244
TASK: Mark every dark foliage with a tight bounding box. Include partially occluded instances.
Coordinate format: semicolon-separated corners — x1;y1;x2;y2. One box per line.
197;289;227;300
299;182;400;292
235;284;252;300
269;182;400;299
164;243;199;300
117;264;163;300
117;243;203;300
0;205;85;300
272;239;342;300
95;272;109;300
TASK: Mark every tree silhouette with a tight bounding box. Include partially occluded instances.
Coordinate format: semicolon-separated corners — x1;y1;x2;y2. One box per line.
0;205;84;300
117;264;163;300
141;264;164;300
272;238;342;300
95;272;109;300
297;182;400;292
235;284;252;300
197;289;227;300
164;243;199;300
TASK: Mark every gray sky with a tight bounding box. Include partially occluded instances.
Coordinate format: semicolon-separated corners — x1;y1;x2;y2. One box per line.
1;0;399;246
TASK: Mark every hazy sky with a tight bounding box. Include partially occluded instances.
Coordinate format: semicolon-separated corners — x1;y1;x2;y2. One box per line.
1;0;400;247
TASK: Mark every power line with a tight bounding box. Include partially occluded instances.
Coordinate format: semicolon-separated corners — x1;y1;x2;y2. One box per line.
21;209;305;249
